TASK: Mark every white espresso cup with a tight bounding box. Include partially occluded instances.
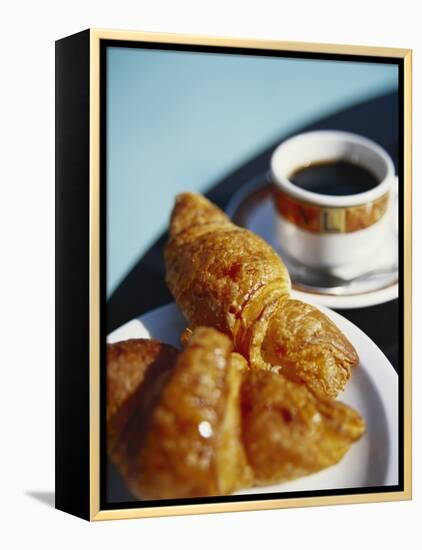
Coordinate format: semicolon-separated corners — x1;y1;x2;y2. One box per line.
270;130;396;270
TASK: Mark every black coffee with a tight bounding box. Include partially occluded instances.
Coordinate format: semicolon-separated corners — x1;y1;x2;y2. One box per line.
289;160;379;196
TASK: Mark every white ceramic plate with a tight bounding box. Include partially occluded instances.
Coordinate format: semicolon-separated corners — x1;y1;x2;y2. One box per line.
107;301;398;500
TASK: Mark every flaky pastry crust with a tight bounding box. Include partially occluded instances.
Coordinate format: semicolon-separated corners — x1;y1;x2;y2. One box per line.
165;193;358;398
108;329;252;499
241;369;365;484
107;332;364;498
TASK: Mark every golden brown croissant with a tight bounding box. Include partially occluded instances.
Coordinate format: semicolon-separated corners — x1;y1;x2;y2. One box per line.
241;369;365;485
165;193;358;398
107;329;365;499
108;328;253;500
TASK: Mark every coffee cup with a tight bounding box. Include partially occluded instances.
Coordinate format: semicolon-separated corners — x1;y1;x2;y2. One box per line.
270;130;396;270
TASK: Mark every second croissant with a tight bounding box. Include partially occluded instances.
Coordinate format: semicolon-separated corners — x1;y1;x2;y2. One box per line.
107;328;365;499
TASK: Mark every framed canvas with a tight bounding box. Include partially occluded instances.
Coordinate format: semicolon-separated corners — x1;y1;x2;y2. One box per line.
55;28;412;521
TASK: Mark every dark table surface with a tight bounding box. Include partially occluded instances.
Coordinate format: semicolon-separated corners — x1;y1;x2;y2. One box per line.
107;91;400;374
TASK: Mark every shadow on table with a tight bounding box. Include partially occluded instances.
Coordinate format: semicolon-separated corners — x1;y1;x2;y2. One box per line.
26;490;55;508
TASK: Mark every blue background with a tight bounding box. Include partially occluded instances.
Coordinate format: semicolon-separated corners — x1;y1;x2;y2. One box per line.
106;47;398;297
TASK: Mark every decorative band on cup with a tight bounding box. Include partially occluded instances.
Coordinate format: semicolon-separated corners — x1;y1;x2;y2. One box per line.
273;187;390;234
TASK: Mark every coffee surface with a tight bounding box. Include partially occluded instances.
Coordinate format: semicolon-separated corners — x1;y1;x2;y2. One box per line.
289;160;379;196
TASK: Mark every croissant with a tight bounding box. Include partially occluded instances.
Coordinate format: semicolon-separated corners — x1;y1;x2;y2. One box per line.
107;328;365;499
241;369;365;485
108;328;253;500
165;193;358;398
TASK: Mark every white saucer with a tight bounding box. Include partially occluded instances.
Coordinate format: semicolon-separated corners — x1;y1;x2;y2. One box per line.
226;179;399;309
107;302;398;501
